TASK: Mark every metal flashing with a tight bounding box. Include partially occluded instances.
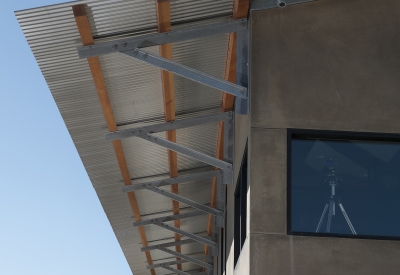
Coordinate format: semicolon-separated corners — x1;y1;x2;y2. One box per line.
250;0;316;10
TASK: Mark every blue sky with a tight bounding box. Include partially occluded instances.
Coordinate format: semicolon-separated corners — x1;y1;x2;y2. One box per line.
0;1;131;274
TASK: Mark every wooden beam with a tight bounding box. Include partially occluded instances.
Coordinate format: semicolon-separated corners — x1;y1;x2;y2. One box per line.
204;0;250;257
155;0;182;271
72;5;156;275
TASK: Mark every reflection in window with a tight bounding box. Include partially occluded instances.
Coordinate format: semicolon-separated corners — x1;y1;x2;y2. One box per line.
290;131;400;239
234;144;248;267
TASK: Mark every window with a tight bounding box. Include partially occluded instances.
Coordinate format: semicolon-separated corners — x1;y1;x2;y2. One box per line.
288;130;400;240
234;144;248;266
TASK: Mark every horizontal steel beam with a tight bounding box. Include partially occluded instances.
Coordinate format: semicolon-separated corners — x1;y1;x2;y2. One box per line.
134;210;206;227
143;186;224;218
162;266;205;275
122;49;248;98
153;222;218;249
147;259;188;270
105;112;232;141
158;247;213;270
142;238;201;252
140;134;232;170
78;19;248;58
122;170;222;192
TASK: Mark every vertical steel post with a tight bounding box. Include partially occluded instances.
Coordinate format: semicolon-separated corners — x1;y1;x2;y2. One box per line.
235;28;250;115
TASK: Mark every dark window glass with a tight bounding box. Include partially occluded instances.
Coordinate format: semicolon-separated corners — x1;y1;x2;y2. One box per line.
289;131;400;239
234;144;248;266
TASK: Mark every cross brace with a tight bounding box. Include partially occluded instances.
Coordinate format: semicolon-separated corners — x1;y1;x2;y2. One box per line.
141;133;232;171
77;19;248;58
122;49;247;98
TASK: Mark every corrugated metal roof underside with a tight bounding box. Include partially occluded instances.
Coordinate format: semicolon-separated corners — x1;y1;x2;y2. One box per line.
16;0;233;274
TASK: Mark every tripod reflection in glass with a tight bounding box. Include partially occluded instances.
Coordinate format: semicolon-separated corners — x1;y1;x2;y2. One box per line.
316;160;357;235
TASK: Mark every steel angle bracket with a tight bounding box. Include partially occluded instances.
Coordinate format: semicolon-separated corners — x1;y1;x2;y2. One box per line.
121;49;247;98
110;112;234;184
140;133;233;185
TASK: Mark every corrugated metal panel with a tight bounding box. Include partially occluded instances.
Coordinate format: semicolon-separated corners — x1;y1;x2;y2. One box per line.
16;0;233;274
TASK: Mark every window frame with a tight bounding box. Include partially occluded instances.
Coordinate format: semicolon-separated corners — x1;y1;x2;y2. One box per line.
234;142;248;267
287;128;400;241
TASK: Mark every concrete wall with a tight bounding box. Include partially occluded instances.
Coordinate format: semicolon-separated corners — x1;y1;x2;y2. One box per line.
251;0;400;133
249;0;400;274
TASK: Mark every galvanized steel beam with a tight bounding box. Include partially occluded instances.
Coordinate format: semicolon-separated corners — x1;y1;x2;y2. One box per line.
153;222;218;250
162;266;206;275
78;19;248;58
122;49;248;98
105;112;232;141
147;259;188;270
140;134;233;171
122;170;222;192
137;186;224;218
142;239;201;252
133;210;206;227
158;247;213;270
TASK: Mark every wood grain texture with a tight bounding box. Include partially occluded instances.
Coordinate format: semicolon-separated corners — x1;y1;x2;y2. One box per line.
155;0;182;271
72;5;155;275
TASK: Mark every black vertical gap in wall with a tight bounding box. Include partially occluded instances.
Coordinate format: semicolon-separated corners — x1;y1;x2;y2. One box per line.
234;143;248;267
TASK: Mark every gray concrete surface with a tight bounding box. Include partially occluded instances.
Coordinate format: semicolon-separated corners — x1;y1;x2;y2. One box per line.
246;0;400;274
251;234;400;275
249;128;286;235
250;0;400;133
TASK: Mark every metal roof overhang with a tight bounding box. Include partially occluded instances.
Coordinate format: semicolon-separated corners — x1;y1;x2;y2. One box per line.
16;1;250;274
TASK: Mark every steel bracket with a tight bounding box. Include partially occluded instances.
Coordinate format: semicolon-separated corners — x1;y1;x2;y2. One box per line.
77;19;248;58
122;49;247;98
111;112;234;184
